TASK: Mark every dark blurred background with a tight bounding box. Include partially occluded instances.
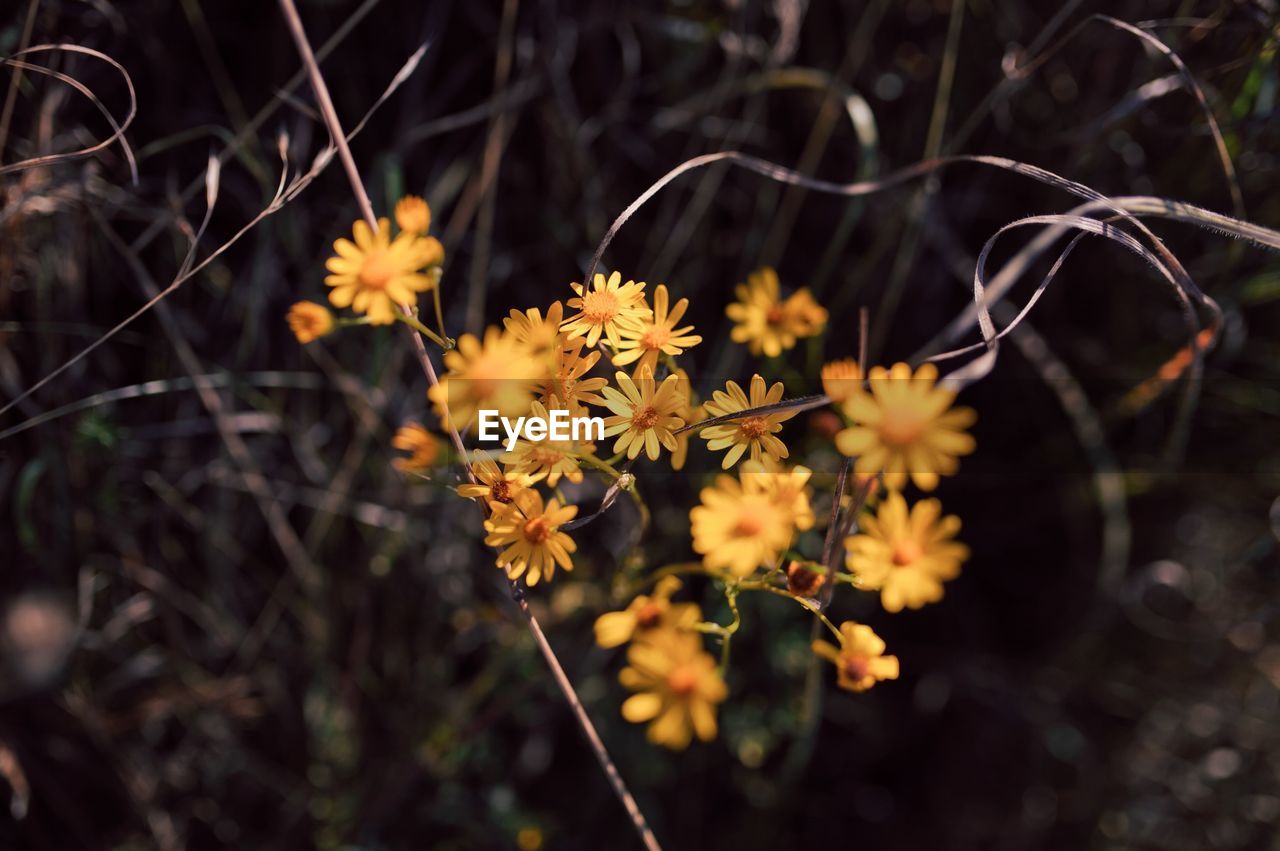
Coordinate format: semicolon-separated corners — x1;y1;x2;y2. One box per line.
2;0;1280;848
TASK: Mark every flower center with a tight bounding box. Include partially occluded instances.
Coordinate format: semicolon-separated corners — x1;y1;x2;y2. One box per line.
581;290;619;324
358;251;395;289
640;327;671;350
879;410;926;446
739;416;768;440
766;304;786;325
631;406;659;430
892;539;923;567
734;514;763;537
842;655;869;681
635;601;664;629
523;517;551;544
667;665;699;696
490;480;513;504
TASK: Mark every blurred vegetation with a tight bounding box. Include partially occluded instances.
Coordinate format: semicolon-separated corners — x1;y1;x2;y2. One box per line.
2;0;1280;849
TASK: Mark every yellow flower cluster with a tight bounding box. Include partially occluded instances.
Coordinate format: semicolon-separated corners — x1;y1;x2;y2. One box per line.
594;578;727;750
726;267;827;357
690;459;814;577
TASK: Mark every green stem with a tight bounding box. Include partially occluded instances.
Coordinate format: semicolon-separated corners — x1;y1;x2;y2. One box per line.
739;581;843;641
396;311;453;350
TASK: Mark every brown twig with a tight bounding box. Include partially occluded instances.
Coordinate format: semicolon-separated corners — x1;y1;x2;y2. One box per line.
275;3;661;847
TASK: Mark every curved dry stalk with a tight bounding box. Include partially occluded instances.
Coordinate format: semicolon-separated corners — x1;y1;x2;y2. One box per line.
275;2;662;848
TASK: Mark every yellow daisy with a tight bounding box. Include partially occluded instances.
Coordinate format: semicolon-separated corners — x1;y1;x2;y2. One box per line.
391;423;441;472
669;368;701;472
483;488;578;586
455;456;533;507
600;367;686;461
324;217;444;325
428;326;539;433
845;490;968;612
541;341;608;414
741;458;815;531
504;301;566;363
619;629;728;750
501;400;594;486
562;271;651;348
690;471;794;577
699;374;795;469
725;267;824;357
812;621;900;692
394;195;432;235
594;576;701;648
612;284;703;372
286;301;334;344
821;358;862;404
835;362;977;491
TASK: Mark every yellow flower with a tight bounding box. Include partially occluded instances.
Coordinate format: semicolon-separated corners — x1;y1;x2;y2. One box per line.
699;374;795;469
725;267;824;356
782;287;828;336
594;576;701;648
324;218;444;324
619;629;727;750
612;284;702;372
504;301;566;362
286;301;334;344
690;471;794;577
428;327;538;433
394;195;432;235
600;367;686;461
821;358;862;404
540;341;608;414
835;362;976;491
391;423;441;472
501;400;594;486
562;271;651;348
668;368;701;471
483;488;578;586
812;621;900;692
455;456;533;507
741;458;815;531
845;490;968;612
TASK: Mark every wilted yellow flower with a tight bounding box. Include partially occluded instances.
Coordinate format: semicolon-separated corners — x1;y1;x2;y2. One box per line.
501;400;594;486
812;621;900;692
504;301;565;362
619;629;727;750
287;301;334;344
594;576;701;648
455;456;533;507
562;270;651;348
483;488;578;586
835;362;976;491
742;458;815;531
785;561;826;597
394;195;432;235
600;367;685;461
821;358;862;404
612;284;702;372
699;374;795;469
428;327;538;432
391;423;441;472
324;217;443;324
725;267;824;357
541;341;608;414
845;490;968;612
690;471;794;577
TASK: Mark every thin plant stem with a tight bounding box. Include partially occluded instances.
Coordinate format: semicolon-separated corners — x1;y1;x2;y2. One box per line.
275;3;661;848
